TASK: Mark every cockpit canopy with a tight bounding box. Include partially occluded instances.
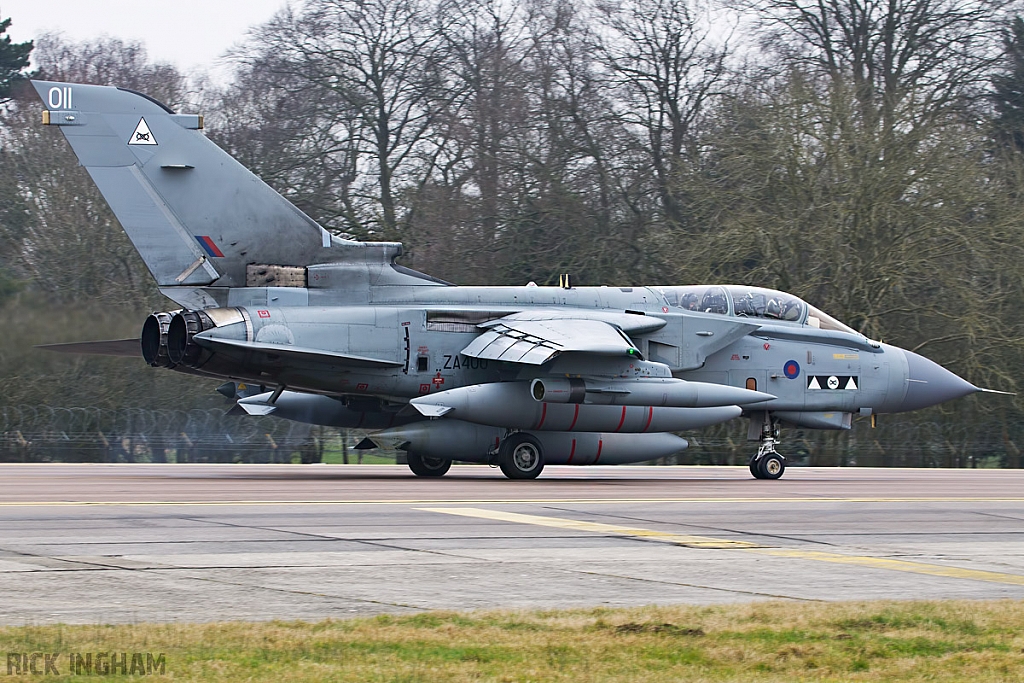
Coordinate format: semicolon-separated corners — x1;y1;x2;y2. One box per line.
658;285;858;335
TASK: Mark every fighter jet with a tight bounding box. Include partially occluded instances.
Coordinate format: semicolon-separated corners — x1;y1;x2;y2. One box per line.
30;80;1008;480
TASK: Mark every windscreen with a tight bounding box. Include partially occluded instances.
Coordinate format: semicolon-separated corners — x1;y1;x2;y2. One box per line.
805;304;859;334
659;284;858;334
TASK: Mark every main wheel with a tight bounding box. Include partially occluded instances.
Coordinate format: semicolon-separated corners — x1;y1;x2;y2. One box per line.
498;433;544;480
748;456;763;479
757;453;785;480
407;452;451;477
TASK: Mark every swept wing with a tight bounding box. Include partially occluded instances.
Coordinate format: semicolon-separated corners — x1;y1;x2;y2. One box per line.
462;310;664;365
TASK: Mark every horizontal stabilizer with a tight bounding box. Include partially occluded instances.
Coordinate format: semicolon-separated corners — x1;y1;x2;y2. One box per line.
195;336;403;368
35;339;141;357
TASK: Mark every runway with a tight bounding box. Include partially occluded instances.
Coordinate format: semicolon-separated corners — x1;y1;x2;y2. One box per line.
1;464;1023;624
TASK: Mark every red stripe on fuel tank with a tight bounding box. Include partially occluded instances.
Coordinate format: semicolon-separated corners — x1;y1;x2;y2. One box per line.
568;404;580;431
535;402;548;430
642;406;654;432
614;406;627;432
567;438;576;464
594;439;603;464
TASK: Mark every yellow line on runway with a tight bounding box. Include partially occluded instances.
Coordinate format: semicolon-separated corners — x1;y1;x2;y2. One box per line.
415;507;760;548
751;548;1024;586
2;496;1024;507
421;507;1024;587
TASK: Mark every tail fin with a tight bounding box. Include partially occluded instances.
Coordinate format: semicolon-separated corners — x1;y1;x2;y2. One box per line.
32;80;348;292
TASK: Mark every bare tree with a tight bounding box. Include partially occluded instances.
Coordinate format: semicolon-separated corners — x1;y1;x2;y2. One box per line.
408;0;636;285
684;0;1022;362
32;34;188;108
410;0;536;281
206;54;361;234
990;15;1024;151
737;0;1011;139
244;0;447;239
592;0;730;233
513;0;653;283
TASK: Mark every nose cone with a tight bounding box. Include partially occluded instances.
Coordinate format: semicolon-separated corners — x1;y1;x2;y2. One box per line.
900;350;977;412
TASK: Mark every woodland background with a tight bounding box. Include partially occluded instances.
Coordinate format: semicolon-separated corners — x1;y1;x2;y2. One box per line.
0;0;1021;465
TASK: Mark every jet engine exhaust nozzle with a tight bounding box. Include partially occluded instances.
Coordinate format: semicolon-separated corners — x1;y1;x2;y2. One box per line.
167;310;215;367
166;307;249;368
141;310;178;368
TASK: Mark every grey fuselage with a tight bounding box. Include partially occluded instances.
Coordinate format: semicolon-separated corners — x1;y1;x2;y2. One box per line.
185;279;917;421
32;78;981;463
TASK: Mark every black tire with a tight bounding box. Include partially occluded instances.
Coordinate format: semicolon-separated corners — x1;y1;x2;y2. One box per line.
498;433;544;480
749;456;763;479
407;452;451;477
757;453;785;480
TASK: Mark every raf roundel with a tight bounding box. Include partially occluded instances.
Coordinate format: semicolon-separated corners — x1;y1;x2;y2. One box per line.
783;360;800;379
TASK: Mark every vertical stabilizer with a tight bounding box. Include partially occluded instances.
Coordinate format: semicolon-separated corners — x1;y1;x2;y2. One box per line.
33;80;350;290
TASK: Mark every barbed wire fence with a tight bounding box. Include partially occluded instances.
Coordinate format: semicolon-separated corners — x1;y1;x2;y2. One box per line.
0;404;382;464
679;418;1021;468
1;405;1019;467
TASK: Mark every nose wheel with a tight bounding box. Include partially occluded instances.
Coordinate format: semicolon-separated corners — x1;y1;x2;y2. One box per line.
749;415;786;480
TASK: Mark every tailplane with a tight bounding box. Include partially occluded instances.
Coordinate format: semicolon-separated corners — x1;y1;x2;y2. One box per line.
32;80;363;295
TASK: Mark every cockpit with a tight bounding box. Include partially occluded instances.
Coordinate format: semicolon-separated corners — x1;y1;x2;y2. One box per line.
657;285;858;334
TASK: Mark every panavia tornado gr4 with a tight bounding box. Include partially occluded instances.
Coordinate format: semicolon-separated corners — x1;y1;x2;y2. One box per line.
31;80;1009;480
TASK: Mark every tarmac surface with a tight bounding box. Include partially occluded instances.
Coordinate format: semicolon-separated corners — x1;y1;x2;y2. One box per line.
1;464;1023;624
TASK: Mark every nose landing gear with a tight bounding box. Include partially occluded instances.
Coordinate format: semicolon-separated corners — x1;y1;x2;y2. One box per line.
749;414;786;480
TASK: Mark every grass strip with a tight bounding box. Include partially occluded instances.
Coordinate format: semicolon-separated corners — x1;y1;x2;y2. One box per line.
1;600;1023;681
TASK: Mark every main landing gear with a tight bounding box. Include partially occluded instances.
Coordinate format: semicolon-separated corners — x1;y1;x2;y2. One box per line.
406;433;547;480
497;433;545;480
406;452;452;477
749;413;786;480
